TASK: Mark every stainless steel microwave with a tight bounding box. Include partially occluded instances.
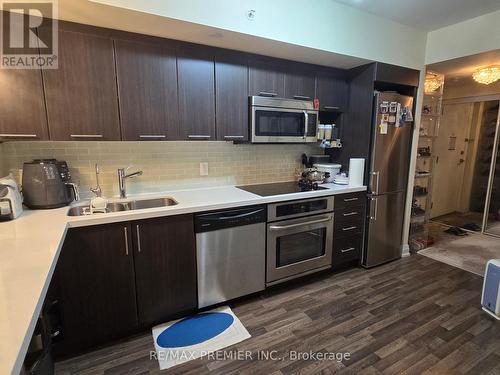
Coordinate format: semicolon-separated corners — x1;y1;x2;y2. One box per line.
250;96;319;143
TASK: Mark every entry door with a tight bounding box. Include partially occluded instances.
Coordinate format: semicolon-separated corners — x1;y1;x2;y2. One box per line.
431;103;474;218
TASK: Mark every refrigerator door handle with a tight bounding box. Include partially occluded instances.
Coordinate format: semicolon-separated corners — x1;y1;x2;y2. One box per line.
370;197;378;220
371;171;380;194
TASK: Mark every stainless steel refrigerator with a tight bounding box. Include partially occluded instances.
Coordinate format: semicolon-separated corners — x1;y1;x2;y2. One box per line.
362;91;414;268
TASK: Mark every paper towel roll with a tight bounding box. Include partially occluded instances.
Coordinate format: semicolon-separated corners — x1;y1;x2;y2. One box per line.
348;158;365;186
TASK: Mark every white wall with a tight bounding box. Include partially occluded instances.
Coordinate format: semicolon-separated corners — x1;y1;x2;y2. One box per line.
77;0;428;69
426;9;500;65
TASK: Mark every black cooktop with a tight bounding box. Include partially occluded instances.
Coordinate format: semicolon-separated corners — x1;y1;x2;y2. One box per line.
236;181;328;197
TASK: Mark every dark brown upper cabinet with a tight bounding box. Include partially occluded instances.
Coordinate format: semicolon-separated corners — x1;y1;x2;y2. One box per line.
177;46;215;140
115;38;179;141
132;214;197;326
249;56;285;98
56;223;138;353
284;63;315;100
315;68;349;112
0;65;49;141
0;15;48;141
215;51;249;141
41;26;121;140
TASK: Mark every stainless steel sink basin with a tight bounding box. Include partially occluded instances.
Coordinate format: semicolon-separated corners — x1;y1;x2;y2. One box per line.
67;197;178;216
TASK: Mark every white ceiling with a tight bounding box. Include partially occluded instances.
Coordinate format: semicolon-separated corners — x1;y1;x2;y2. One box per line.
331;0;500;31
428;49;500;78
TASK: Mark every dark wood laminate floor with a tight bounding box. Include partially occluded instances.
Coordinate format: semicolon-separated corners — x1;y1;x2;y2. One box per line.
55;255;500;375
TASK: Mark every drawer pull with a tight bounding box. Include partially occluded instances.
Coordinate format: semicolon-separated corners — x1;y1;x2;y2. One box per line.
258;91;277;97
139;135;166;139
342;226;357;231
324;106;340;110
342;211;358;217
341;247;356;253
0;133;38;138
343;197;359;202
223;135;245;139
293;95;311;100
70;134;103;138
188;135;211;139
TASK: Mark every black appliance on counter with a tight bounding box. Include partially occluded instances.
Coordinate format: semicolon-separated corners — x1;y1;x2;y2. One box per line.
22;159;79;209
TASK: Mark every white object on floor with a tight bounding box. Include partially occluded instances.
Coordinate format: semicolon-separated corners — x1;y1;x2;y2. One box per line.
348;158;365;186
482;259;500;320
151;306;250;370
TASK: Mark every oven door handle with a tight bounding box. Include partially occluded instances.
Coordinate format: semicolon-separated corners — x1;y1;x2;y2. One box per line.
269;216;332;231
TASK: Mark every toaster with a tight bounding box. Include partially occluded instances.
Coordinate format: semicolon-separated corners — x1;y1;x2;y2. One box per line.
0;175;23;220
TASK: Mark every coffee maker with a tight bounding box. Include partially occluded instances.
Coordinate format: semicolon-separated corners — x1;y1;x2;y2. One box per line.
22;159;79;209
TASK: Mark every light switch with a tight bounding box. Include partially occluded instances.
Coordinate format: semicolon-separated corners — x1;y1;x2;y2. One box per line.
199;162;209;176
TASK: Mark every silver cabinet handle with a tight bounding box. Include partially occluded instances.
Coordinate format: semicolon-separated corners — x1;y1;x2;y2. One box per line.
70;134;103;138
342;211;358;216
223;135;245;139
0;133;38;138
139;135;166;139
258;91;277;97
124;226;129;256
324;106;340;110
294;95;311;100
188;135;211;139
341;247;356;253
342;226;357;231
269;216;332;231
343;197;359;202
136;224;141;253
371;171;380;194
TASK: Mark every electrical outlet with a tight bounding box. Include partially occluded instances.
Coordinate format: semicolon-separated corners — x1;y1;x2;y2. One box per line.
199;162;209;176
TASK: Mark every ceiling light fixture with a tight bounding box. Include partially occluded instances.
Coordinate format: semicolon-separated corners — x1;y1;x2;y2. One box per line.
472;65;500;85
424;72;444;94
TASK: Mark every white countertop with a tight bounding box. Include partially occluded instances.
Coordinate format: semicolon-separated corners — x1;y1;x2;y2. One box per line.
0;182;365;375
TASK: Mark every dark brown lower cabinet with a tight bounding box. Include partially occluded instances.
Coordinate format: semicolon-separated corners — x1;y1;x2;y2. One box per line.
132;215;197;326
55;223;138;355
332;193;366;268
54;214;197;357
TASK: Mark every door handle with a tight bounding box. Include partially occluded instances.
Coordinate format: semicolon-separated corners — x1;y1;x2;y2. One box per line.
70;134;103;138
136;224;142;253
124;226;129;256
343;197;359;202
371;171;380;194
342;211;358;217
293;95;311;100
0;133;38;138
370;198;378;220
303;111;309;139
269;216;332;231
258;91;277;97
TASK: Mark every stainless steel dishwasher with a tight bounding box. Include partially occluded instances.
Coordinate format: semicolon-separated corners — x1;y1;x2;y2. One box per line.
195;205;267;308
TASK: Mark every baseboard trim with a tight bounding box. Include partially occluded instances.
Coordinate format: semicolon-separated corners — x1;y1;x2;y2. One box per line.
401;244;410;257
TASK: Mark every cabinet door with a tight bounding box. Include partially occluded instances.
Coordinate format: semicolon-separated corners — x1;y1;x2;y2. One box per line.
132;214;197;325
215;51;249;141
284;63;315;100
178;46;215;140
0;66;48;141
315;69;348;112
56;223;138;353
0;33;48;141
249;56;285;97
41;27;121;140
115;39;179;140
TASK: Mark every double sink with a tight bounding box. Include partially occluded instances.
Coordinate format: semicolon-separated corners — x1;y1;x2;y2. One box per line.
68;197;178;216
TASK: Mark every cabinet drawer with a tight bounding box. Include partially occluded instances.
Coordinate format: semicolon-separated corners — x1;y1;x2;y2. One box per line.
333;235;362;266
334;217;364;238
335;206;365;224
335;192;366;210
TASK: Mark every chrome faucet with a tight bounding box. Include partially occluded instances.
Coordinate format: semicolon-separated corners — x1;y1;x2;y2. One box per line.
90;163;102;197
117;168;143;198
